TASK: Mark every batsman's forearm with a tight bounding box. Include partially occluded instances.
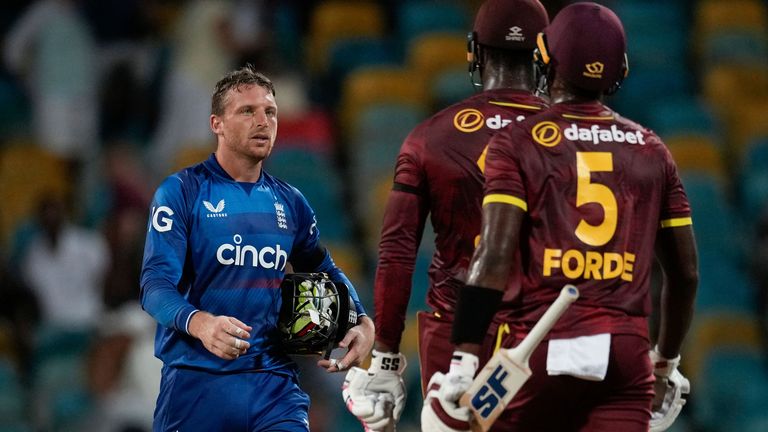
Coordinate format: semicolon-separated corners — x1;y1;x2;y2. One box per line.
657;278;697;358
654;225;699;359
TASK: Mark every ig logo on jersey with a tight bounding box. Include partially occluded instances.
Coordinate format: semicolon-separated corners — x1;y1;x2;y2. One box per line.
151;206;174;232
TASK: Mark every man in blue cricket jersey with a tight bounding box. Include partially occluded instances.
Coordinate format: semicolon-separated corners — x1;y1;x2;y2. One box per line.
140;64;374;431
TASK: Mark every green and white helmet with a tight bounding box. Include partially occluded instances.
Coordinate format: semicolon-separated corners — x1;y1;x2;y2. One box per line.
278;273;357;357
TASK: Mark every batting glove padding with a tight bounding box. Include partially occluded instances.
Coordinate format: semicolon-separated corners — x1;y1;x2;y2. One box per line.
342;350;407;431
420;351;479;432
649;348;690;432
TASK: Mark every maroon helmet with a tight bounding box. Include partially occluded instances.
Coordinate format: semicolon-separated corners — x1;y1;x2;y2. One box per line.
468;0;550;86
535;2;629;94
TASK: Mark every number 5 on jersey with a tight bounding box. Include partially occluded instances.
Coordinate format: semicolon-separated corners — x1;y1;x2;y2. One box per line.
576;152;616;246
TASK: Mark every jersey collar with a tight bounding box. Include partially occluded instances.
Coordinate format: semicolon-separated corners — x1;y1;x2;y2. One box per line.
203;153;265;185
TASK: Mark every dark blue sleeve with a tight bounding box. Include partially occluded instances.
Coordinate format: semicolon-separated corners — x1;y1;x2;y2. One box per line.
139;174;198;333
290;189;367;318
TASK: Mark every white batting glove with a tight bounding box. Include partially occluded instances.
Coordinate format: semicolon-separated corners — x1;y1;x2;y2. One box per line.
421;351;479;432
342;350;407;431
649;348;690;432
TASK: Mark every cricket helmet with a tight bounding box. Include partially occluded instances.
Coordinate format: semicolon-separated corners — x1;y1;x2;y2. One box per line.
468;0;549;86
278;273;358;357
534;2;629;94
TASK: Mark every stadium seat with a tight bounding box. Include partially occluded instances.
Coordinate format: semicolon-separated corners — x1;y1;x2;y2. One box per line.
338;66;429;138
624;30;689;76
695;251;755;314
305;1;386;74
666;137;727;179
324;241;364;294
407;32;467;84
170;145;214;173
608;68;691;126
358;174;395;251
613;1;686;37
727;100;768;163
683;314;761;382
328;37;402;81
347;102;427;224
0;77;31;138
681;172;740;259
350;101;427;147
31;353;91;431
277;109;336;156
694;349;768;432
0;358;24;426
431;67;476;109
321;37;402;107
264;149;352;242
273;4;302;68
397;1;468;50
0;142;70;247
647;98;722;144
702;64;768;115
700;29;768;68
739;136;768;217
694;0;768;39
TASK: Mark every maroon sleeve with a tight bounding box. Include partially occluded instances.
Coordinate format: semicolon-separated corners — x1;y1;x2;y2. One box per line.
658;143;692;223
484;127;528;202
374;125;430;350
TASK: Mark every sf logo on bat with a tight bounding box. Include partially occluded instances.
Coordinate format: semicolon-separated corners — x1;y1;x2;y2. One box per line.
470;365;509;418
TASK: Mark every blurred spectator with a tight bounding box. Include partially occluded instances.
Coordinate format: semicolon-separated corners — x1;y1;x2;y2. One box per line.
86;301;161;432
3;0;99;167
20;194;109;330
81;0;150;43
101;143;152;309
99;60;155;144
229;0;271;68
148;0;240;176
0;253;40;378
753;209;768;350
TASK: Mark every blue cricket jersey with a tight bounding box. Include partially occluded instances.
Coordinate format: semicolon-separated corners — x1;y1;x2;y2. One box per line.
140;154;366;374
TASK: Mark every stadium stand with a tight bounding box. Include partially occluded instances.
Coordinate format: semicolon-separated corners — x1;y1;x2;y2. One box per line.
0;1;767;431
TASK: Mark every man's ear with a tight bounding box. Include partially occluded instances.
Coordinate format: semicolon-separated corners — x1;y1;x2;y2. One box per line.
210;114;221;134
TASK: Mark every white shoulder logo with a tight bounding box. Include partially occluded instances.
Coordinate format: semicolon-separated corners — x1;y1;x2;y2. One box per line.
203;199;225;213
151;206;174;232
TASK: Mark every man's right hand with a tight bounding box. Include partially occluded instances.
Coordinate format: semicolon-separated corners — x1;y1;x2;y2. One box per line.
420;351;478;432
188;311;252;360
342;350;407;431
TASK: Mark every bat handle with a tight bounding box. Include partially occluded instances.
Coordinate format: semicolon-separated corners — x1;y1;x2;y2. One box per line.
514;285;579;358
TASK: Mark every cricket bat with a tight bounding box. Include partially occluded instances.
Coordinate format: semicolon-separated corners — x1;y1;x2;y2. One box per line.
458;284;579;432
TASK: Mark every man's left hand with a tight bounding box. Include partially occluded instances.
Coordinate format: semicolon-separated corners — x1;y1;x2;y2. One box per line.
317;315;374;372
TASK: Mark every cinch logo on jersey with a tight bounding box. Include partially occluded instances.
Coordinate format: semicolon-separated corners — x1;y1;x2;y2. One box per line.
542;248;635;282
564;124;645;145
203;199;227;218
216;234;288;270
151;206;174;232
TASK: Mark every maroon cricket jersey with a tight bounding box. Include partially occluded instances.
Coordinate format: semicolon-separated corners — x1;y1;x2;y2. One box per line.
484;100;692;340
374;89;547;349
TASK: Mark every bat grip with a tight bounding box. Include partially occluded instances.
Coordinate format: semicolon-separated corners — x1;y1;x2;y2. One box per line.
514;285;579;358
